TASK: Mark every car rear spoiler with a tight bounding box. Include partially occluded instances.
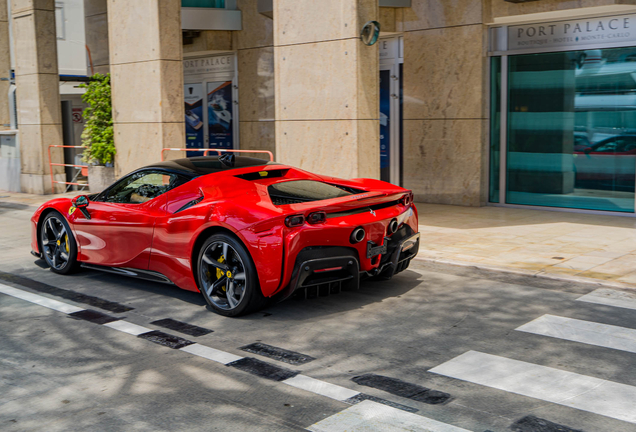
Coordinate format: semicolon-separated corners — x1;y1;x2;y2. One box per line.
285;191;406;214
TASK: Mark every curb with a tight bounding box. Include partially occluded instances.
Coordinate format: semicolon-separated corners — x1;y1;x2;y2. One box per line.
412;256;636;292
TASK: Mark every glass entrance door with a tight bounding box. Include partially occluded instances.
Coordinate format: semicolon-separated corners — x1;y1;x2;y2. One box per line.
379;36;403;186
492;47;636;213
183;53;238;156
380;68;392;182
379;63;403;185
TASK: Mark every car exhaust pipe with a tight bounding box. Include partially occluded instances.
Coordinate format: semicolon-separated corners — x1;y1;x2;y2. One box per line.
388;219;399;235
350;227;366;244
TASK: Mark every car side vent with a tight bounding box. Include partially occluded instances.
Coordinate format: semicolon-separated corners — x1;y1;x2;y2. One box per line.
333;185;366;194
175;195;204;213
271;197;306;205
236;169;289;181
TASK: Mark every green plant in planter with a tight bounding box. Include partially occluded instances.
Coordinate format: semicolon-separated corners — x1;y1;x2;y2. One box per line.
79;73;115;165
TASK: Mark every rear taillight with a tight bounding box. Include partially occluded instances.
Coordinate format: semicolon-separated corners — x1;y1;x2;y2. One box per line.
307;211;326;224
402;192;413;206
285;214;305;227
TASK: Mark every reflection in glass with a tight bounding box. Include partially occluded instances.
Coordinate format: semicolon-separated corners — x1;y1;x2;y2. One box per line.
506;47;636;212
490;57;501;203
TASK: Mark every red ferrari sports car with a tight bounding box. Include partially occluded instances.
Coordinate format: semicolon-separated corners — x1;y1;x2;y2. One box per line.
31;154;420;316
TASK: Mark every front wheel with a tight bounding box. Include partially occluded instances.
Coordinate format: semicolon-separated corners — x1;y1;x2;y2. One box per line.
196;233;265;317
40;211;79;275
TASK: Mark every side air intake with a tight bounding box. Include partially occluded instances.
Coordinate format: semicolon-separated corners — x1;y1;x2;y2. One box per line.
235;169;289;181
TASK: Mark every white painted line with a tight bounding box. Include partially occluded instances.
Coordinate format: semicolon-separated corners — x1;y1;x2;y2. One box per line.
0;282;84;314
103;320;152;336
180;343;244;365
306;400;471;432
0;282;387;413
577;288;636;311
283;374;360;402
517;314;636;354
429;350;636;425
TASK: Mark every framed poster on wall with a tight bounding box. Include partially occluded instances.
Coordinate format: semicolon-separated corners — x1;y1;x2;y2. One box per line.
207;81;234;150
184;83;204;156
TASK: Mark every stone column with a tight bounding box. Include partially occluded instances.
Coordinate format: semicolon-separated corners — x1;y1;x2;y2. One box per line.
400;0;489;206
274;0;379;179
236;0;276;158
11;0;64;194
0;0;11;130
107;0;184;177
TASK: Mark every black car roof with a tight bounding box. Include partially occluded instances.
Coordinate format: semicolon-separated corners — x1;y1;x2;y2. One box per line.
143;156;278;178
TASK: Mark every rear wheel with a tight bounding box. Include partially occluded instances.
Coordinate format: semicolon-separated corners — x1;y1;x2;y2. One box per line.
40;211;78;275
196;233;265;317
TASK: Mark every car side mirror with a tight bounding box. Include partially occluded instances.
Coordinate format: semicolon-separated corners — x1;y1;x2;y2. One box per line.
73;195;89;208
72;195;91;219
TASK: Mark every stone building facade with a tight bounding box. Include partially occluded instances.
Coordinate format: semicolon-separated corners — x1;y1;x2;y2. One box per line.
3;0;636;215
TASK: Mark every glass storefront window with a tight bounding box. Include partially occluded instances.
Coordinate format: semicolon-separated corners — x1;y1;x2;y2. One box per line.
505;47;636;212
181;0;225;8
490;57;501;203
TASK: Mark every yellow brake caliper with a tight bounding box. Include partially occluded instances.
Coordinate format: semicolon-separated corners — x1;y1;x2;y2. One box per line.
215;255;227;292
65;234;69;253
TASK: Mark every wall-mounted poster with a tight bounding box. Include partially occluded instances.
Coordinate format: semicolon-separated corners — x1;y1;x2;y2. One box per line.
184;84;204;156
207;81;234;150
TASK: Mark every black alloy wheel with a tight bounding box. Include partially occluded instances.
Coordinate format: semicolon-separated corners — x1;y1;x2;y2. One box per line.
196;233;265;317
40;211;78;274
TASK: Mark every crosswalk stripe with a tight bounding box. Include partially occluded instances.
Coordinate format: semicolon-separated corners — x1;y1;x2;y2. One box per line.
180;343;244;365
577;288;636;311
516;314;636;354
283;375;360;402
306;400;471;432
0;282;84;314
103;320;152;336
0;282;374;409
429;351;636;425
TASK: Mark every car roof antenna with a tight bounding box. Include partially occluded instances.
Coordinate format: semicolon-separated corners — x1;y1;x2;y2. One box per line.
219;153;235;168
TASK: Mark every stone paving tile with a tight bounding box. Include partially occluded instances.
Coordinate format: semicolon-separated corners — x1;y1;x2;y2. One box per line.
0;191;77;207
577;270;619;281
540;266;583;276
555;245;604;255
412;203;636;288
584;250;630;259
555;255;615;271
448;254;487;263
604;239;636;253
584;254;636;276
616;271;636;284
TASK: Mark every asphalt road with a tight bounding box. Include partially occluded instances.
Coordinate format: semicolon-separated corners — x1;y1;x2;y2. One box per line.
1;202;636;432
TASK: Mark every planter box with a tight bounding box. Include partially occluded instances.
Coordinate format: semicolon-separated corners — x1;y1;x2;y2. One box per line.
88;165;116;193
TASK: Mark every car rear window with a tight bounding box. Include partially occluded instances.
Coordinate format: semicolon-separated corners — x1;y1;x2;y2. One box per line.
268;180;354;205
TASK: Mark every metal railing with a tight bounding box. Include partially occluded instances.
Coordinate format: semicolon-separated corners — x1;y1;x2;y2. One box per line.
160;148;274;162
48;145;89;194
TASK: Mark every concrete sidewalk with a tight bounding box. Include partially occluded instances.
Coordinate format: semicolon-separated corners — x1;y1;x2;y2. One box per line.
415;203;636;290
3;190;636;290
0;191;78;208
